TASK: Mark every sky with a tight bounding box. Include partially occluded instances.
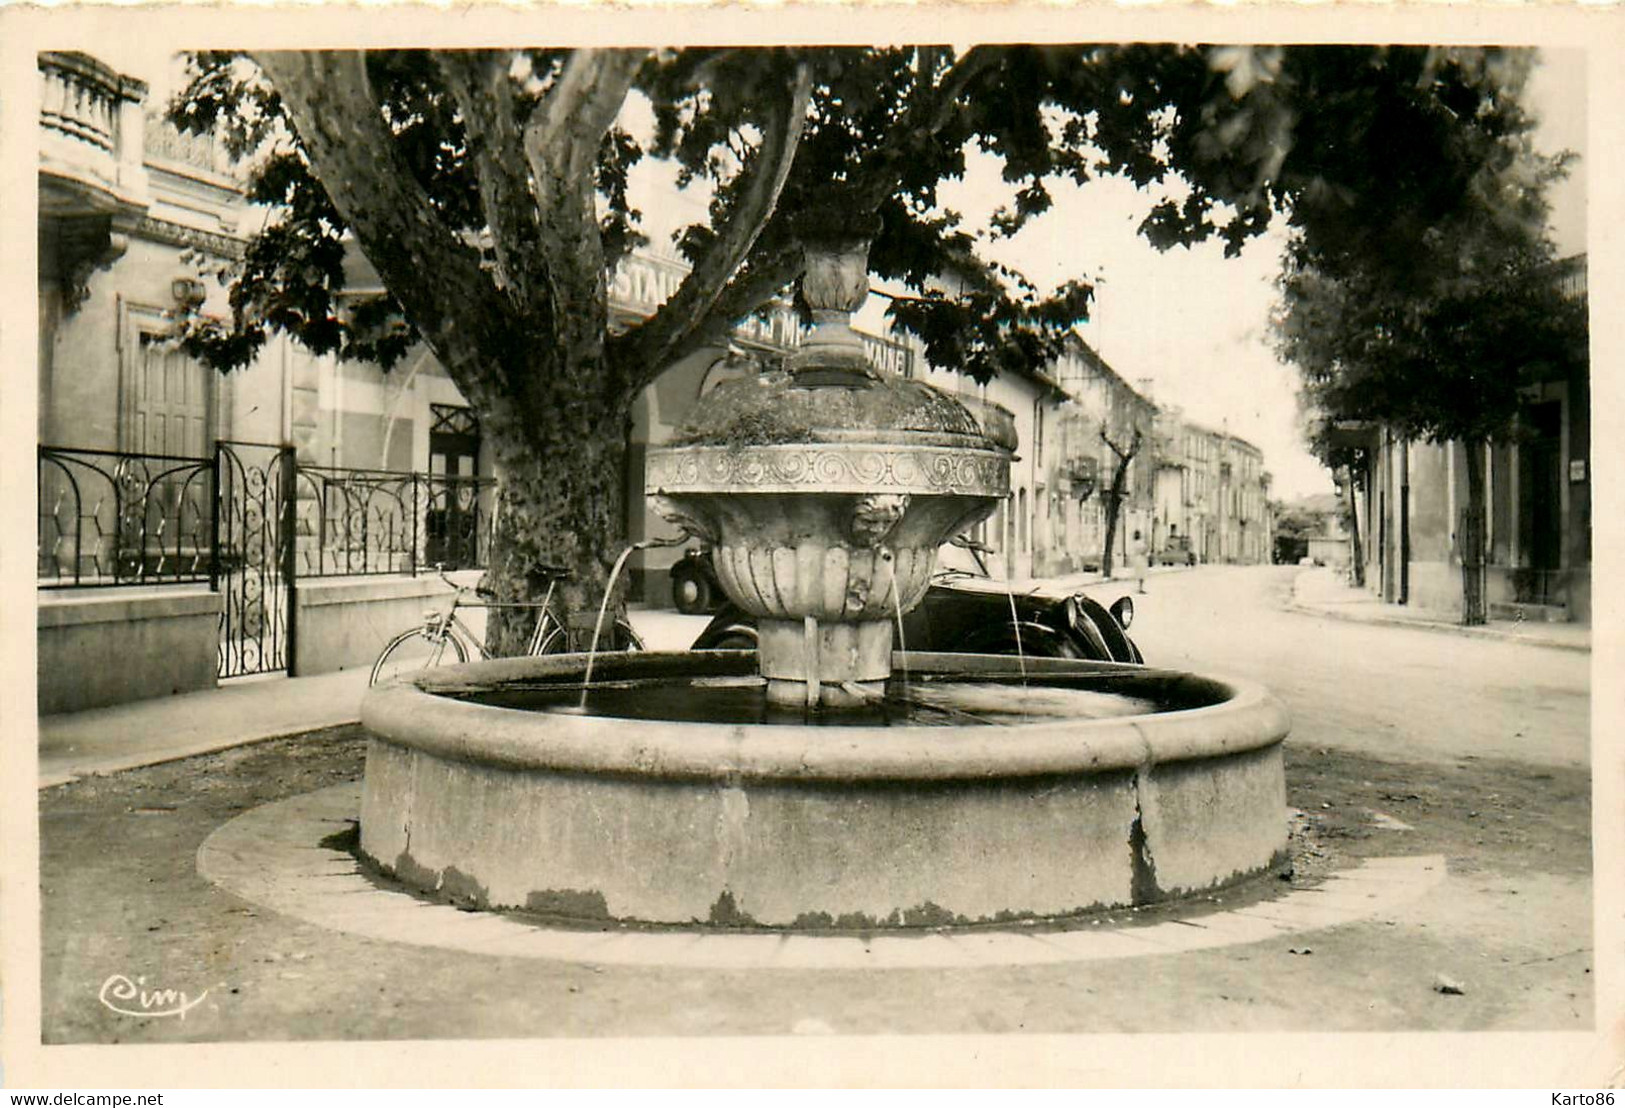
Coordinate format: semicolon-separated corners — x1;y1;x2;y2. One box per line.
877;48;1588;503
112;46;1586;503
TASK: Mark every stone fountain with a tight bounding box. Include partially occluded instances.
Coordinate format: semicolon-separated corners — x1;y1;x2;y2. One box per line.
357;232;1290;930
645;229;1008;709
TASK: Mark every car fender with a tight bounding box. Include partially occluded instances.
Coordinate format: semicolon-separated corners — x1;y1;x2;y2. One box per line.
1077;595;1136;663
692;607;760;650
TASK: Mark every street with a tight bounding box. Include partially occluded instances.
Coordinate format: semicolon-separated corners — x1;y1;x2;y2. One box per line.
37;565;1595;1044
1125;565;1590;770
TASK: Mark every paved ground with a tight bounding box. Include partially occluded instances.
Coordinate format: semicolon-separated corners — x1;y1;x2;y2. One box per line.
32;564;1598;1065
35;727;1593;1044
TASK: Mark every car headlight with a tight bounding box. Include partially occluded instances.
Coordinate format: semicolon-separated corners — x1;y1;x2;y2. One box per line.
1064;596;1084;632
1109;595;1135;630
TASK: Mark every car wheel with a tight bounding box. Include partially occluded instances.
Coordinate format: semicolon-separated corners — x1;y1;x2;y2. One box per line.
672;568;713;614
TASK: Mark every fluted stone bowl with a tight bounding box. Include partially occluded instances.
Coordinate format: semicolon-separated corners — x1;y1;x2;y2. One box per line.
649;369;1010;706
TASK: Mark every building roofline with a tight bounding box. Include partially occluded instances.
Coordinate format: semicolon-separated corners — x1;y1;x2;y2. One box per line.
1178;418;1264;456
1058;331;1157;410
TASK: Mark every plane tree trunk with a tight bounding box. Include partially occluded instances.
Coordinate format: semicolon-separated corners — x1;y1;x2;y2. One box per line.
1344;461;1366;589
1100;426;1141;579
257;50;648;649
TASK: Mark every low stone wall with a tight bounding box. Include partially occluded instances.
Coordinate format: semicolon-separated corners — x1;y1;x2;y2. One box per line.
294;574;472;676
38;587;222;714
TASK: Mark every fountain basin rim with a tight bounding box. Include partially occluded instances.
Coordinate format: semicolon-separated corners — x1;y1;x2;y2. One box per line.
361;651;1290;784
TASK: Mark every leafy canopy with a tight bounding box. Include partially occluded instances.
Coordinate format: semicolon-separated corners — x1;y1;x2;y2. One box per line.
167;44;1563;408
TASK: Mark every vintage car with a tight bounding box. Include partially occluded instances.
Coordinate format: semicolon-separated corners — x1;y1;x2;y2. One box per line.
683;539;1143;664
1156;535;1198;567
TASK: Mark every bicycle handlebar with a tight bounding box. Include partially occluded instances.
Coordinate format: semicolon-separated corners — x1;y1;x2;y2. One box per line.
432;564;548;606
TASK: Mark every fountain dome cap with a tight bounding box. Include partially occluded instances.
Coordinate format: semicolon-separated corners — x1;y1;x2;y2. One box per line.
671;365;1010;453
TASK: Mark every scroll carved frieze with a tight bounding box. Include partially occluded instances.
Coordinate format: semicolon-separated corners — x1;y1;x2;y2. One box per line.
647;444;1009;497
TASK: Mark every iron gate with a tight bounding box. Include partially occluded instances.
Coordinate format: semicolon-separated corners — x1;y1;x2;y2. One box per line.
215;442;296;679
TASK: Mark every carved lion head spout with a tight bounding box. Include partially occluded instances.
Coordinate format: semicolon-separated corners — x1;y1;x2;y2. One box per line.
648;495;716;546
849;493;910;548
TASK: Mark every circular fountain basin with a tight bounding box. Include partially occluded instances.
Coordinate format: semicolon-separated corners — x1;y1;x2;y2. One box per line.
358;651;1290;929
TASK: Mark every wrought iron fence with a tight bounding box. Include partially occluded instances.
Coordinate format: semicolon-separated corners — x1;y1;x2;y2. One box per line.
38;446;216;587
39;445;497;589
295;465;495;577
215;441;293;678
40;442;498;678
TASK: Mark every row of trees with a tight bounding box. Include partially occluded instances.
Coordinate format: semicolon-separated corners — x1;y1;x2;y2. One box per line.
170;45;1583;637
1270;51;1587;624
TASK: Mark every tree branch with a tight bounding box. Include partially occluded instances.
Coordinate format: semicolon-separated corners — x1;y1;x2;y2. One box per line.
1102;425;1142;461
529;49;646;181
622;244;803;396
253;51;513;413
522;49;646;340
851;46;999;211
615;61;813;380
435;50;552;313
616;48;1002;396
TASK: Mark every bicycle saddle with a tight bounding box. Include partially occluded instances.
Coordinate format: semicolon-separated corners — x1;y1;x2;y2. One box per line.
528;563;572;581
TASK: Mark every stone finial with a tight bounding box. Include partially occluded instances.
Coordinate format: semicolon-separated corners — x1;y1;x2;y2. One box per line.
791;235;876;379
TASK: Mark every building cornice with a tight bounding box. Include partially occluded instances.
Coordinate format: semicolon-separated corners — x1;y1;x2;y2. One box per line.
133;214;244;260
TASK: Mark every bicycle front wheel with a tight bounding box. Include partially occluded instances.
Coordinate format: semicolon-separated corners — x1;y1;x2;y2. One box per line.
370;627;469;686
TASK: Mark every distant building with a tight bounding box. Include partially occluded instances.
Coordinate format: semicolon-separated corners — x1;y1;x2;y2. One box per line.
1149;415;1273;567
1041;338;1158;576
1273;493;1348;567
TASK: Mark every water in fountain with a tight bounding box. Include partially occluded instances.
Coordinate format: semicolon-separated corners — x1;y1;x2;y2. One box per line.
579;542;642;703
461;670;1164;727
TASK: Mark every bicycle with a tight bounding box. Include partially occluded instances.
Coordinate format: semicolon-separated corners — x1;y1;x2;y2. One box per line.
369;563;645;686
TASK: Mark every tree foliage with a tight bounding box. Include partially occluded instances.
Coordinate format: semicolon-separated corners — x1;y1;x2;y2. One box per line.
170;45;1556;390
1269;48;1586;622
161;44;1575;625
1272;48;1586;452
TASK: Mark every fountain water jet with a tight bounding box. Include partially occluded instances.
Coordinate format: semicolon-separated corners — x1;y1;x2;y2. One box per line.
357;229;1290;930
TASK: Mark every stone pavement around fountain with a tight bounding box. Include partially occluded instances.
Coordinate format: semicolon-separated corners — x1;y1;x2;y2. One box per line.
34;563;1585;786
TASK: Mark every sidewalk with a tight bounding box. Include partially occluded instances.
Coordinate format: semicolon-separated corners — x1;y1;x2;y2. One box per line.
1288;566;1592;653
38;668;374;788
36;607;711;788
